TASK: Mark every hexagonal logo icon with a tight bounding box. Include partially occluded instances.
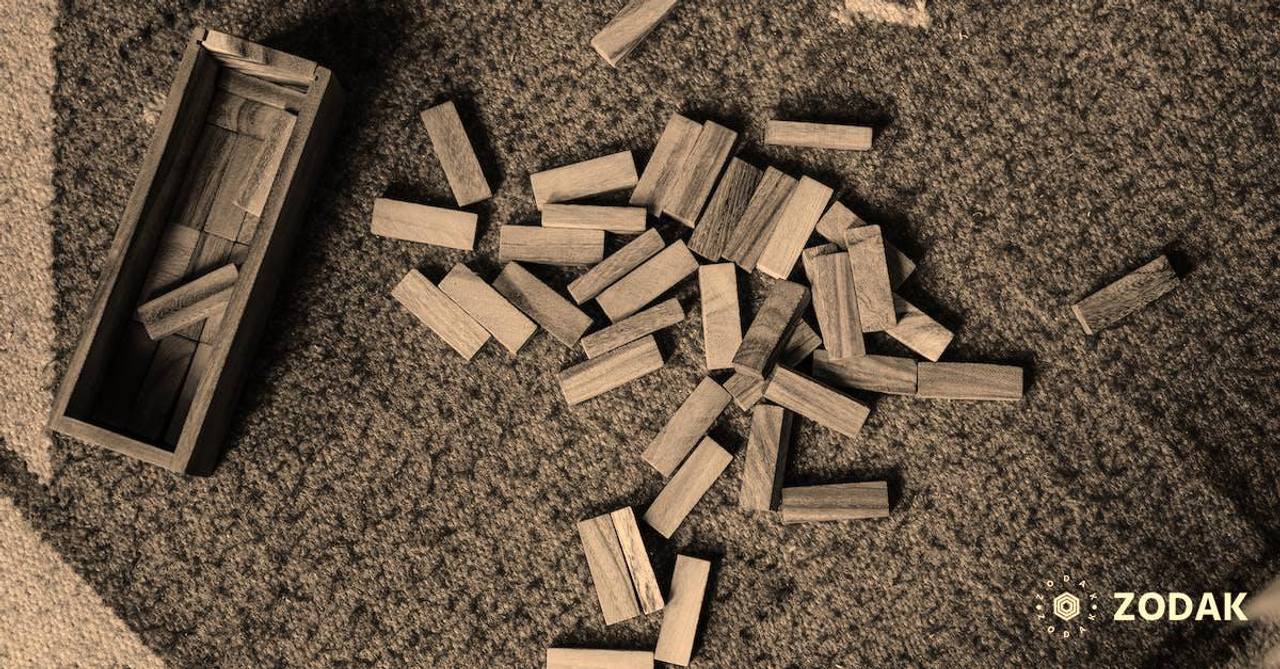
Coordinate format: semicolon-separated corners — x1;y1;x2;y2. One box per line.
1053;592;1081;622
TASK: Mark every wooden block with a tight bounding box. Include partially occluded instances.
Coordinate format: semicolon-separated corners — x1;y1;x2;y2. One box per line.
200;29;317;87
139;225;201;301
590;0;680;66
630;114;700;216
808;251;865;359
580;298;683;358
844;225;896;331
530;151;637;209
197;303;227;344
171;124;235;231
577;514;641;625
567;228;663;304
370;198;477;250
723;318;824;410
765;120;873;151
186;233;236;277
763;366;870;438
204;132;265;241
236;213;262;245
643;437;731;538
609;507;663;615
722;167;796;271
884;295;953;361
815;203;916;288
438;264;537;355
698;263;741;370
663;120;737;226
136;264;239;340
129;335;198;441
164;341;215;447
654;555;711;666
542;204;647;233
205;93;283;139
755;176;833;280
493;263;592;347
391;269;490;360
916;362;1023;401
812;351;917;395
216;68;306;111
92;322;159;432
800;242;840;279
547;648;654;669
642;377;731;476
732;280;809;379
420;100;491;207
687;157;761;260
780;481;890;523
596;240;697;321
229;242;251;267
498;226;604;266
559;336;664;406
739;404;793;511
1071;255;1178;334
234;110;296;216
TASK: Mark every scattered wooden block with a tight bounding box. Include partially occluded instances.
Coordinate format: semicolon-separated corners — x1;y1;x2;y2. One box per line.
808;251;865;359
844;225;896;331
732;280;810;379
216;68;306;111
391;269;490;359
590;0;680;66
139;225;201;301
234;111;296;217
916;362;1023;401
559;336;664;406
135;264;239;340
800;242;840;279
722;167;797;271
609;507;664;615
542;204;647;234
567;228;664;304
420;100;491;207
739;404;793;511
1071;254;1179;334
530;151;637;209
580;298;683;358
663;120;737;226
164;341;215;447
884;295;953;361
596;240;698;321
498;226;605;266
438;264;537;355
576;514;642;625
812;351;917;395
654;555;711;667
814;203;916;288
642;377;732;476
547;648;654;669
756;176;833;279
630;114;701;216
687;157;762;260
370;198;477;250
493;263;593;347
763;366;870;438
765;120;873;151
643;436;732;538
130;335;199;441
780;481;890;523
698;263;741;370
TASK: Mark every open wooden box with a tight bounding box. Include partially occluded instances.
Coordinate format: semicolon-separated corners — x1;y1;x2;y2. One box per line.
49;29;344;474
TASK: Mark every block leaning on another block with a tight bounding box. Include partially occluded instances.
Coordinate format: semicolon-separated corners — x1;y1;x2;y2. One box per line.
663;120;737;226
609;507;664;615
580;298;684;358
643;437;732;538
576;514;641;625
739;404;793;511
642;377;732;476
732;280;810;379
631;114;701;216
493;263;592;347
420;100;491;207
780;481;890;523
722;167;797;271
763;366;870;439
687;157;762;260
808;251;865;359
370;198;477;250
498;226;604;266
765;120;873;151
884;295;953;362
530;150;637;209
391;269;490;360
135;264;239;340
812;351;917;396
916;362;1023;401
559;336;664;405
437;264;537;355
590;0;681;67
756;176;834;280
1071;254;1178;334
844;225;896;331
596;240;698;321
724;320;822;411
567;228;664;304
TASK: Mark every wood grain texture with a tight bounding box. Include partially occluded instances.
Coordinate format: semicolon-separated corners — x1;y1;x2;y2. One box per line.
200;29;317;87
732;280;809;379
542;204;647;233
420;100;491;206
630;114;700;216
780;481;890;523
493;263;592;347
884;295;953;361
204;132;265;241
763;366;870;438
814;199;861;246
567;228;663;304
812;351;917;395
722;167;796;271
1071;254;1178;334
530;151;637;209
139;224;201;301
164;341;215;447
643;436;731;538
205;93;283;139
609;507;664;615
498;226;604;266
129;335;198;440
559;336;664;406
916;362;1023;401
234;110;296;217
576;514;641;625
547;648;654;669
739;404;793;511
590;0;680;66
844;225;896;331
171;123;234;231
370;198;477;250
438;264;537;355
642;377;731;476
216;68;306;111
663;120;737;226
654;555;711;666
697;263;741;370
756;176;833;279
687;157;761;260
580;298;683;358
808;251;865;359
391;269;490;360
800;242;840;279
596;240;697;321
135;264;238;340
765;120;873;151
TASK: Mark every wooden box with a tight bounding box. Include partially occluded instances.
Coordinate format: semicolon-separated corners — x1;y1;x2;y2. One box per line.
48;29;344;474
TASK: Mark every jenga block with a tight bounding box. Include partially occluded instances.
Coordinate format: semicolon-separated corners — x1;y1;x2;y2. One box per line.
234;111;296;216
204;132;264;241
698;263;741;370
420;100;491;206
498;226;605;266
576;514;642;625
596;240;697;321
559;336;664;406
567;228;664;304
916;362;1023;401
542;204;647;234
763;366;870;438
732;280;809;379
216;68;306;111
654;555;711;666
92;322;159;431
205;93;283;139
580;298;683;358
780;481;890;523
812;351;917;395
197;303;227;344
663;120;737;226
722;167;797;271
139;225;201;301
884;295;953;361
739;404;793;511
229;242;251;267
135;264;239;340
187;233;236;278
643;437;731;538
236;214;262;245
723;320;820;411
844;225;896;331
1071;255;1178;334
391;269;490;360
800;242;840;279
755;176;833;279
164;341;215;447
590;0;681;66
642;377;731;476
493;263;593;347
631;114;701;216
129;335;198;441
808;251;865;359
609;507;664;615
765;120;873;151
814;200;860;248
171;124;234;231
370;198;477;250
530;151;637;209
547;648;654;669
687;157;762;260
438;264;537;355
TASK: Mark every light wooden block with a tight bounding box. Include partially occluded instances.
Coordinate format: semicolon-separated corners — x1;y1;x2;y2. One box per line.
763;366;870;439
884;295;953;361
130;335;198;441
530;151;637;209
438;264;537;355
815;202;916;288
493;263;592;347
135;264;239;340
559;336;664;406
916;362;1023;401
725;319;818;408
722;167;796;271
392;269;490;359
663;120;737;226
139;224;201;301
642;377;731;476
765;120;873;151
799;242;840;279
580;298;683;358
234;111;296;217
756;176;833;279
420;100;491;206
732;280;809;379
204;132;264;241
370;198;477;250
844;225;896;331
739;404;793;511
498;226;605;266
567;228;664;304
547;648;654;669
643;436;731;538
808;251;865;359
812;351;917;395
687;157;762;260
542;204;647;233
631;114;701;216
698;263;741;370
577;514;641;625
1071;254;1178;334
609;507;664;615
216;68;306;111
205;93;283;140
596;240;697;321
780;481;889;523
590;0;680;66
654;555;711;667
164;341;215;447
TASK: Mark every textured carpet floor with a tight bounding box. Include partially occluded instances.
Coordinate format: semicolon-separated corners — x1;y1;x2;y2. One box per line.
2;0;1279;666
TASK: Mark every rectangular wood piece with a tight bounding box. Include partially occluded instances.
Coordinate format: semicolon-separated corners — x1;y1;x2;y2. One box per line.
530;151;637;209
687;157;762;260
844;225;896;331
595;240;698;321
815;202;916;288
609;507;664;615
370;198;477;250
547;648;654;669
662;120;737;226
437;264;537;355
755;176;833;279
642;377;731;476
884;295;953;361
724;320;821;411
630;113;700;216
493;263;592;347
808;251;865;359
498;226;605;266
739;404;793;511
577;514;642;625
765;120;873;151
763;366;870;438
590;0;681;66
812;351;917;395
781;481;890;523
130;335;199;441
722;167;796;271
542;204;647;233
916;362;1023;401
731;280;809;379
580;298;683;358
392;269;490;359
698;263;741;370
135;264;239;340
654;555;711;666
234;110;296;216
643;436;731;538
567;228;663;304
559;336;664;406
1071;254;1178;334
420;100;491;206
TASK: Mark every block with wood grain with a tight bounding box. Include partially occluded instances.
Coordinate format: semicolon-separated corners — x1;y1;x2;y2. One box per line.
631;113;701;216
815;201;916;288
723;320;822;411
763;366;870;438
567;227;664;304
438;264;537;355
756;176;833;279
370;197;477;250
234;111;296;217
739;404;793;511
135;264;239;340
812;351;917;395
1071;254;1178;334
663;120;737;226
580;298;683;358
559;336;664;406
642;377;731;476
884;295;953;361
590;0;680;66
687;157;762;260
765;120;874;151
498;226;604;266
654;555;711;666
420;100;491;206
722;167;796;271
844;225;896;331
698;263;741;370
781;481;889;523
542;204;647;234
643;436;732;538
596;240;698;321
546;648;654;669
392;269;490;360
916;362;1023;401
808;250;865;359
131;336;200;441
732;280;810;379
493;262;592;347
609;507;664;615
576;514;641;625
530;150;637;209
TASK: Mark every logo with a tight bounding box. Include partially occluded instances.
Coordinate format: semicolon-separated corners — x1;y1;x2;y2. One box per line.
1032;571;1250;639
1033;573;1099;639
